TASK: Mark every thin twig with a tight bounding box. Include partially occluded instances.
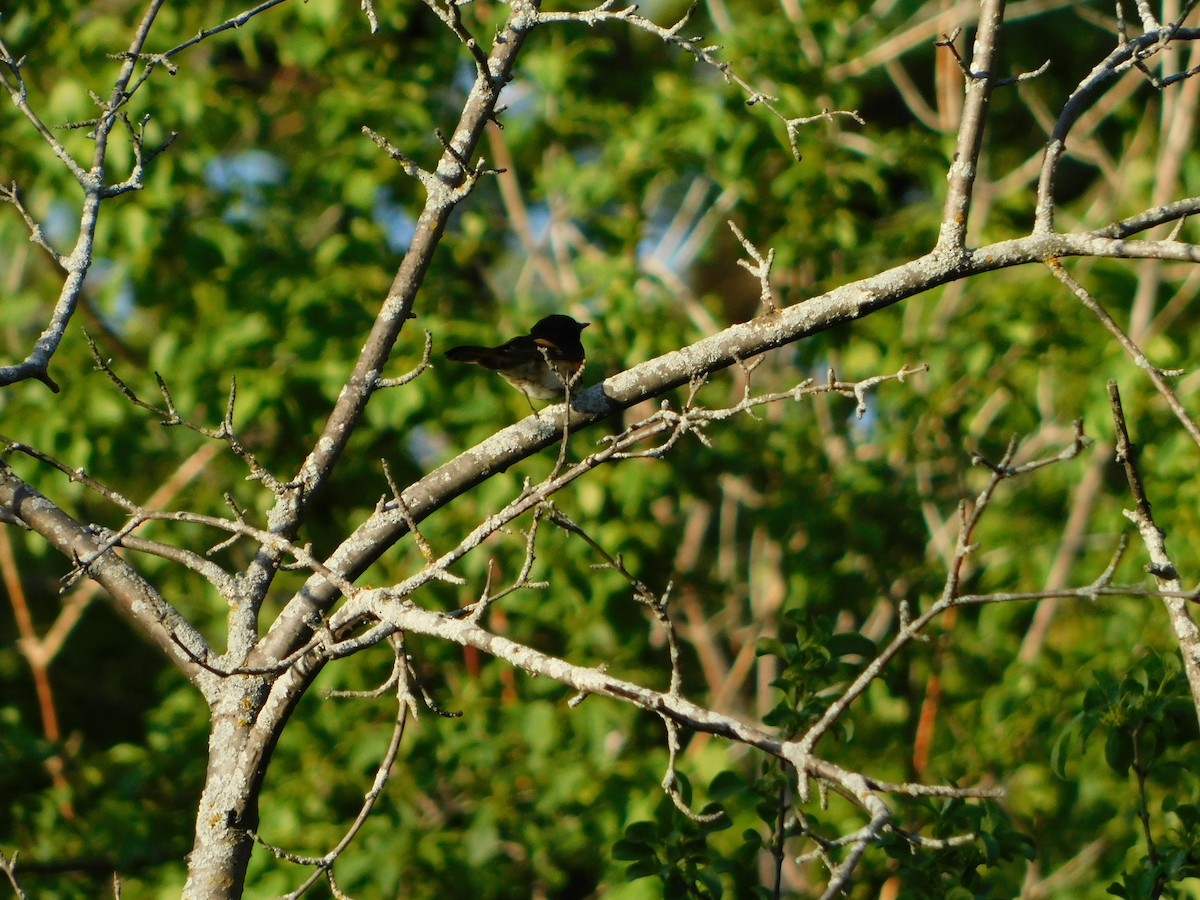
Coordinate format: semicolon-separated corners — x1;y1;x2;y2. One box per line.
533;0;862;160
1049;261;1200;450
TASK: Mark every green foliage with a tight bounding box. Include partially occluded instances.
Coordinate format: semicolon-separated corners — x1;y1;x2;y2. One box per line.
614;774;743;899
1054;653;1200;898
758;613;876;738
3;1;1200;897
874;800;1035;898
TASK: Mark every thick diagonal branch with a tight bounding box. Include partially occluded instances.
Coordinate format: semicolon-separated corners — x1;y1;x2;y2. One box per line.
257;225;1200;664
241;0;543;611
0;462;214;694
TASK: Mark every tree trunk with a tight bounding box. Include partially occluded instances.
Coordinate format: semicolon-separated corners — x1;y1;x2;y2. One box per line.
182;683;269;899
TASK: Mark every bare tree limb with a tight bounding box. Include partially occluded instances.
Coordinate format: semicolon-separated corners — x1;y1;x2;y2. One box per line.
0;462;214;692
936;1;1007;251
1108;381;1200;726
1049;260;1200;449
259;223;1200;664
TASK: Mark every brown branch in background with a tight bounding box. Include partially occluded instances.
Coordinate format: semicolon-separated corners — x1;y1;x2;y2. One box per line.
0;436;225;817
1018;457;1106;663
0;527;74;818
911;662;943;777
0;438;236;687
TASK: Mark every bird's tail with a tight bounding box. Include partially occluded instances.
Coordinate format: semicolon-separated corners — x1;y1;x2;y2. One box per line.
444;346;489;363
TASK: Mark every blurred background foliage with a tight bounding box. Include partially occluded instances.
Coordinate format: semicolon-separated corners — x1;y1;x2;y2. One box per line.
2;0;1199;896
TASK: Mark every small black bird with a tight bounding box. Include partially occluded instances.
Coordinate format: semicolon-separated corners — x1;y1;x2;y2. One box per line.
444;314;589;402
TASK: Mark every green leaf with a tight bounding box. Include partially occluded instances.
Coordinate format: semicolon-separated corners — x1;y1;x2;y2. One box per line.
1050;714;1083;778
612;839;653;861
1105;730;1135;777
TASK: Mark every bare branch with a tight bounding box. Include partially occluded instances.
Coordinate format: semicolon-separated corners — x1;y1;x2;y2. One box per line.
0;37;87;182
149;0;294;63
421;0;490;74
87;336;294;496
259;2;541;620
272;643;412;898
262;219;1200;665
794;426;1093;770
936;0;1007;251
1035;26;1200;232
659;708;725;823
970;418;1092;476
311;598;995;894
0;182;66;267
729;220;777;314
0;461;215;690
360;0;379;34
1108;381;1200;726
1095;196;1200;238
533;0;862;161
0;438;356;602
0;850;29;900
1048;260;1200;450
362;126;441;193
373;331;434;390
0;0;184;390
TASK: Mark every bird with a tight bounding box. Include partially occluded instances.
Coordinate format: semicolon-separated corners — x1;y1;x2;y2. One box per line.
444;314;589;404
